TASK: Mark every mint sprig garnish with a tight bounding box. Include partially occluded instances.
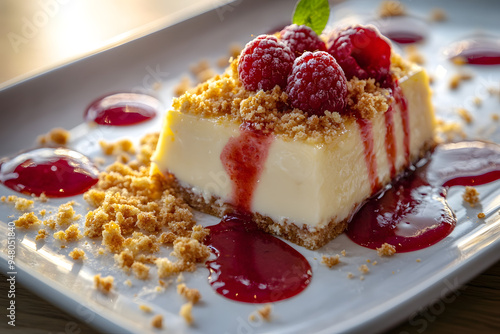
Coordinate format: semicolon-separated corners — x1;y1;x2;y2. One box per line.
292;0;330;36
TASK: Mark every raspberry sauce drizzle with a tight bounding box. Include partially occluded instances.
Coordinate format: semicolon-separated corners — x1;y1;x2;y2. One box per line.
220;124;273;211
206;124;312;303
0;148;99;197
205;213;312;303
347;141;500;252
357;117;380;193
84;93;160;126
384;105;397;178
358;79;409;194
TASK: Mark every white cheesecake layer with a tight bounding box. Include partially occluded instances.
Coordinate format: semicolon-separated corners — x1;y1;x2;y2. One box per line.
152;69;435;230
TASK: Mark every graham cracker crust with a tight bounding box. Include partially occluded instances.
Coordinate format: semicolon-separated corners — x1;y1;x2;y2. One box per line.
169;177;350;250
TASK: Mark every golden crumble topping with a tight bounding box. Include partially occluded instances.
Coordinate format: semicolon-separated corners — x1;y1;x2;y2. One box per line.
53;224;83;242
321;254;340;268
172;57;412;144
132;262;150;280
405;45;425;65
99;139;135;156
174;76;193;97
378;0;406;18
2;195;34;211
463;186;480;207
449;72;473;90
257;304;272;322
36;229;48;241
376;243;397;257
81;135;211;287
457;107;473;124
151;314;163;329
179;302;194;325
430;8;447;22
14;212;41;229
56;201;81;226
139;304;152;313
69;248;85;260
177;283;201;304
37;127;71;146
94;274;114;294
358;264;370;274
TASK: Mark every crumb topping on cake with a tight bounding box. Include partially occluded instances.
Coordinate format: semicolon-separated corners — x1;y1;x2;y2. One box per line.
172;55;413;144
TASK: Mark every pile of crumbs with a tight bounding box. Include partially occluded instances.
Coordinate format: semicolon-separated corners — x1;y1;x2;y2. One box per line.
1;132;209;326
81;134;207;323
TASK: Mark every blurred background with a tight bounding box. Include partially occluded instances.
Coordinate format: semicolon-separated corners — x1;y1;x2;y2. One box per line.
0;0;226;90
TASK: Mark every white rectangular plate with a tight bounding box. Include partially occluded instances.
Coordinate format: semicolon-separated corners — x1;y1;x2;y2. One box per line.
1;0;500;333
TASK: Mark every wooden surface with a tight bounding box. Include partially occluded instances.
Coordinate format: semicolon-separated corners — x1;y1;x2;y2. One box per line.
1;260;499;333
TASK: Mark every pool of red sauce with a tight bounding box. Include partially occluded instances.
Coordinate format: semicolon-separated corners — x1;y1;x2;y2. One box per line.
205;123;312;303
205;213;312;303
347;141;500;252
448;38;500;65
384;31;424;44
0;148;99;197
84;93;159;126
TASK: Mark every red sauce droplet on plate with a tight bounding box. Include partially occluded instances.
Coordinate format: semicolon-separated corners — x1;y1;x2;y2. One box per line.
0;148;99;197
205;213;312;303
347;141;500;252
373;16;427;45
447;37;500;65
209;124;312;303
384;31;425;44
85;93;160;126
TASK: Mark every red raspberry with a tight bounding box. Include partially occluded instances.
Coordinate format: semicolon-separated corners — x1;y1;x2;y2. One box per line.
238;35;295;91
286;51;348;116
280;24;327;56
328;26;391;84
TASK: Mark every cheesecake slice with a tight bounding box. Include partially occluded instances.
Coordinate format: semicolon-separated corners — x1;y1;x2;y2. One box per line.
152;32;435;250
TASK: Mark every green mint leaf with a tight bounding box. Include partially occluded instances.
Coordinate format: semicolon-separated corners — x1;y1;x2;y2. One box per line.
292;0;330;36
